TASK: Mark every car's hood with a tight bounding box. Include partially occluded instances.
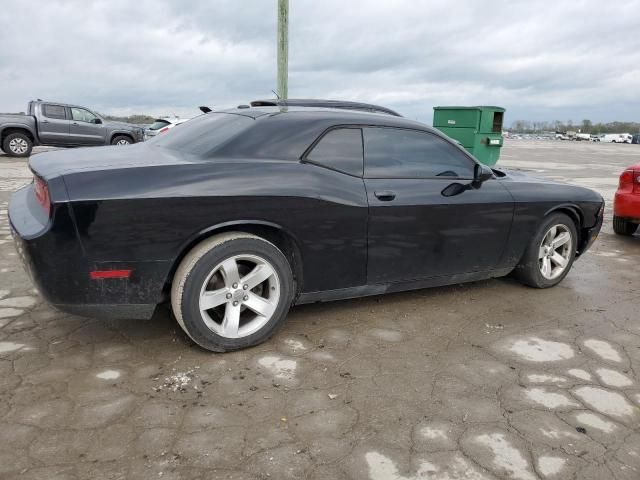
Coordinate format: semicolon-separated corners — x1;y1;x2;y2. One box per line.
495;167;603;203
495;167;565;184
103;119;139;130
29;144;196;180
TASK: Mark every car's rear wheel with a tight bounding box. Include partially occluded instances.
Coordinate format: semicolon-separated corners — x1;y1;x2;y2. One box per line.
171;232;294;352
111;135;132;146
513;213;577;288
3;132;33;157
613;216;638;236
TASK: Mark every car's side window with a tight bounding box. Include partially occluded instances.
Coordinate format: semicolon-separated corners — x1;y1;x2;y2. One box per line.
363;127;476;179
43;104;66;120
306;128;363;177
71;107;98;123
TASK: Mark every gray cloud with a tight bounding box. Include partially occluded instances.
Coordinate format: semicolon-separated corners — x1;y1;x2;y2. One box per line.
1;0;639;124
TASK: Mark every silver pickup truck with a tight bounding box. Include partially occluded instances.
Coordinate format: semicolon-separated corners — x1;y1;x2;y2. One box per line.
0;100;144;157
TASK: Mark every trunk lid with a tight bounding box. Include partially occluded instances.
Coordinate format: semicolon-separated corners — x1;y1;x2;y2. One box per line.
29;143;195;180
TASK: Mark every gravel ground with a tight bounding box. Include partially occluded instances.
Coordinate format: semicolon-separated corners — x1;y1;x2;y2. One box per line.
0;141;639;480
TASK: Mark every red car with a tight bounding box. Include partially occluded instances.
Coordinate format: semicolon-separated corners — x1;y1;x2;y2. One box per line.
614;163;640;235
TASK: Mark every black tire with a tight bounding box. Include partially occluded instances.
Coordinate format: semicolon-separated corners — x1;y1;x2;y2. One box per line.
2;132;33;157
613;216;638;236
111;135;133;146
513;213;578;288
171;232;295;352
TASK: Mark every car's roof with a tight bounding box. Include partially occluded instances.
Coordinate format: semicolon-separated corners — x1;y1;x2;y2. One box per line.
216;106;430;131
250;99;402;117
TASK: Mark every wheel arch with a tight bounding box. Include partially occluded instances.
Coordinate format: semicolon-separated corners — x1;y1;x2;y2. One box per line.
109;131;135;144
1;126;36;144
163;220;304;298
543;203;587;253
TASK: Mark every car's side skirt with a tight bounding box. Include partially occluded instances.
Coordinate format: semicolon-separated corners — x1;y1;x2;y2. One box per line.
294;268;513;305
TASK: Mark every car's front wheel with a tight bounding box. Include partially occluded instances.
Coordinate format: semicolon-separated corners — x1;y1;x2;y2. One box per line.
613;216;638;236
111;135;133;146
171;232;295;352
513;213;578;288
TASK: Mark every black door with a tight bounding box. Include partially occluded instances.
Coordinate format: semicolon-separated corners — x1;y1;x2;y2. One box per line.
363;127;514;284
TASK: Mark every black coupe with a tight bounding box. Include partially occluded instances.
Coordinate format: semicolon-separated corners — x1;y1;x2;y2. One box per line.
9;103;604;351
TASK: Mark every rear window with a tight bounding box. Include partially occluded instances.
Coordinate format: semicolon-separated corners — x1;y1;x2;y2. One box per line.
148;120;171;130
43;104;66;120
150;113;253;156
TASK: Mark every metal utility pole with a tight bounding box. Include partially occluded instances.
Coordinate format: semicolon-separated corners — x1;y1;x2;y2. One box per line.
277;0;289;100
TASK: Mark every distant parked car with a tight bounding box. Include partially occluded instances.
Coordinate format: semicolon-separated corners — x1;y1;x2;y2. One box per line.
613;163;640;236
602;134;631;143
590;135;601;142
632;134;640;144
144;117;190;141
0;100;144;157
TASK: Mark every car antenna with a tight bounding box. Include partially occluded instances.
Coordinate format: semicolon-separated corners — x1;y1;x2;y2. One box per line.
271;90;280;100
199;106;212;114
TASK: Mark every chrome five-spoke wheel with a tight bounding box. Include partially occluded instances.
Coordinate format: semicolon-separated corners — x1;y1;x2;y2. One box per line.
199;254;280;339
171;232;294;352
538;224;572;280
514;212;577;288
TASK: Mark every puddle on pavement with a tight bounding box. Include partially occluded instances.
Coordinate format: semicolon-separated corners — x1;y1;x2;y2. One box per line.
524;387;580;409
574;411;617;434
473;432;536;480
96;370;121;380
567;368;592;381
0;341;26;354
572;386;636;420
595;367;633;388
506;337;574;362
258;355;297;380
582;339;623;363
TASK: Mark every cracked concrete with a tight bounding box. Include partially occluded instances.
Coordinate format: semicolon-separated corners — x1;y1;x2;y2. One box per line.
1;141;640;479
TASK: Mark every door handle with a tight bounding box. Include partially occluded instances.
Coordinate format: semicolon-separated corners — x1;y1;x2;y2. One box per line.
374;190;396;201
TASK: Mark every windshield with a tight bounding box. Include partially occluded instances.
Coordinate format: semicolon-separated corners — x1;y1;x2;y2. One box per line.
150;113;254;156
148;120;171;130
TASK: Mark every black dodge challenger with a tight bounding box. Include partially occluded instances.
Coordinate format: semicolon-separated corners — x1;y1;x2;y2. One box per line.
9;103;604;352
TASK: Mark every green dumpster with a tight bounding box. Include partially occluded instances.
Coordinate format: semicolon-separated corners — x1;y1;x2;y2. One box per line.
433;106;505;166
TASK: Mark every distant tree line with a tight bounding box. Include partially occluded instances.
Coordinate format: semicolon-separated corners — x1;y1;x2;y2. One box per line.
102;114;157;125
509;119;640;134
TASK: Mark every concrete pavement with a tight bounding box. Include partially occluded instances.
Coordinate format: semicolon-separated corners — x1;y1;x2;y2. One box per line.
0;141;639;479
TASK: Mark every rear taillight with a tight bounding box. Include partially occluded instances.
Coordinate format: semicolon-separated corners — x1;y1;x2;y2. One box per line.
159;126;170;134
619;168;640;192
33;176;51;216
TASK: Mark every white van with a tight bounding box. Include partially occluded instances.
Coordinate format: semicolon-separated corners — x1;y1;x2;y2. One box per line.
602;134;629;143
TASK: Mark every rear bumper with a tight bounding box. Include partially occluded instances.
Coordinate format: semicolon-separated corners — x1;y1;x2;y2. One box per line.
9;185;168;320
614;191;640;221
52;303;157;320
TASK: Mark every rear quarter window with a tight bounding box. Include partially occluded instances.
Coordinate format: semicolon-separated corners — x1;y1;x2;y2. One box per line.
306;128;363;176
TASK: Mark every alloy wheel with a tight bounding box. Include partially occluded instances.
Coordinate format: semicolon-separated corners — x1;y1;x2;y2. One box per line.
198;254;280;338
116;139;130;145
9;138;28;154
538;224;572;280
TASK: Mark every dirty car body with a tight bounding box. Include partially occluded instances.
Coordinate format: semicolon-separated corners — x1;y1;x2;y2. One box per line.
9;106;604;321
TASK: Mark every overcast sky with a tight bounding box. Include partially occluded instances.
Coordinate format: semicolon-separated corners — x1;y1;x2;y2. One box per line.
1;0;639;125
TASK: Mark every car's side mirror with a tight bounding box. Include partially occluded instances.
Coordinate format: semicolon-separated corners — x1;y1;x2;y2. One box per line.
92;118;102;124
473;163;493;186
